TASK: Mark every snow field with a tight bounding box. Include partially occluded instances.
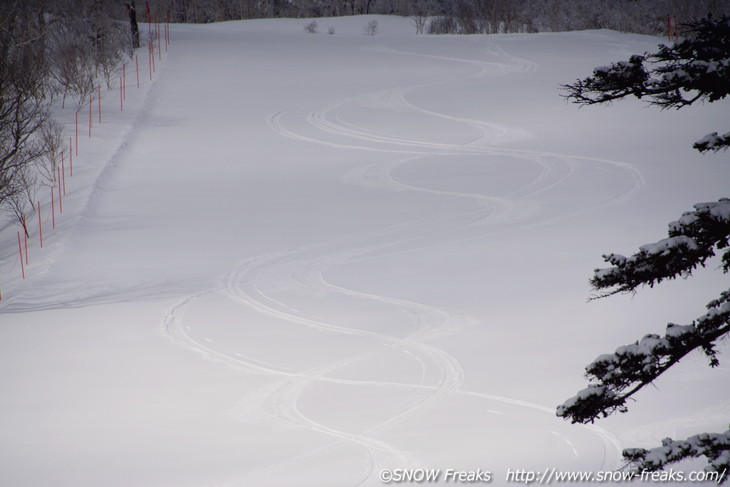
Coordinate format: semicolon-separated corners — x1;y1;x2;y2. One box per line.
1;15;729;487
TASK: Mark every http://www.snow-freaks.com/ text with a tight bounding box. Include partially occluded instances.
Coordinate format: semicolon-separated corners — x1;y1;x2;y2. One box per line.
378;467;727;484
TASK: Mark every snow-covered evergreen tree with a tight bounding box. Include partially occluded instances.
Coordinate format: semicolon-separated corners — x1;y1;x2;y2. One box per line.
561;15;730;152
557;15;730;480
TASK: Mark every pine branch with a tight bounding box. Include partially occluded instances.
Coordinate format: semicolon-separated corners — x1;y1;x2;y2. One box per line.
695;132;730;153
623;429;730;484
562;15;730;155
591;199;730;297
560;54;652;105
565;200;730;424
558;13;730;480
563;16;730;110
557;289;730;424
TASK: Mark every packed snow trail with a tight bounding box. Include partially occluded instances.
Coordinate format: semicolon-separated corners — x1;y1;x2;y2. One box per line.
2;17;729;487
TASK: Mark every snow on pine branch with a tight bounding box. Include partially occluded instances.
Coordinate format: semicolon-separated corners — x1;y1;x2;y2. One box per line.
557;288;730;424
562;15;729;160
561;54;650;105
694;131;730;153
623;429;730;484
562;16;730;110
591;198;730;297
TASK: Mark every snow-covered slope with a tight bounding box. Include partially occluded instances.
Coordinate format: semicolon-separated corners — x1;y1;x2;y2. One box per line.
1;15;728;486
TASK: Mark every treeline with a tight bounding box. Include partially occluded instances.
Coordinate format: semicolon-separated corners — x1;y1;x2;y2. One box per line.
0;0;133;226
155;0;728;35
423;0;729;35
151;0;411;21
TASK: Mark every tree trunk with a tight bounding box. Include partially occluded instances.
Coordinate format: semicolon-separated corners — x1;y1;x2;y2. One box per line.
126;2;140;49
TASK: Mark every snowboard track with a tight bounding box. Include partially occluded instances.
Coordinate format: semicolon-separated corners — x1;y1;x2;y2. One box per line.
163;37;631;485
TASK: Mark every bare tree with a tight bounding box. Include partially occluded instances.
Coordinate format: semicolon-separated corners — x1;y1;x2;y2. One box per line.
36;118;64;188
0;1;51;218
304;20;319;33
364;19;379;35
90;4;129;88
1;0;132;229
412;14;427;34
46;11;97;109
3;164;38;233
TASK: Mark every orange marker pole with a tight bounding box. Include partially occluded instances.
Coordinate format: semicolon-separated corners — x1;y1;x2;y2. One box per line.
51;187;55;229
157;14;162;61
61;154;66;195
38;201;43;248
57;167;63;214
667;14;671;42
68;140;73;177
18;232;25;279
23;216;28;265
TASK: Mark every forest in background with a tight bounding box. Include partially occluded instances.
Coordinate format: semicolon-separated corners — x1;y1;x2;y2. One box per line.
1;0;133;227
151;0;728;35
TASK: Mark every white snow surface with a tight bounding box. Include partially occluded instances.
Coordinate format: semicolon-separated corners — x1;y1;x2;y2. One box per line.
1;16;729;486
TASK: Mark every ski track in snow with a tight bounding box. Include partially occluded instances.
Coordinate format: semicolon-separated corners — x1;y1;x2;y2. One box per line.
162;36;630;484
